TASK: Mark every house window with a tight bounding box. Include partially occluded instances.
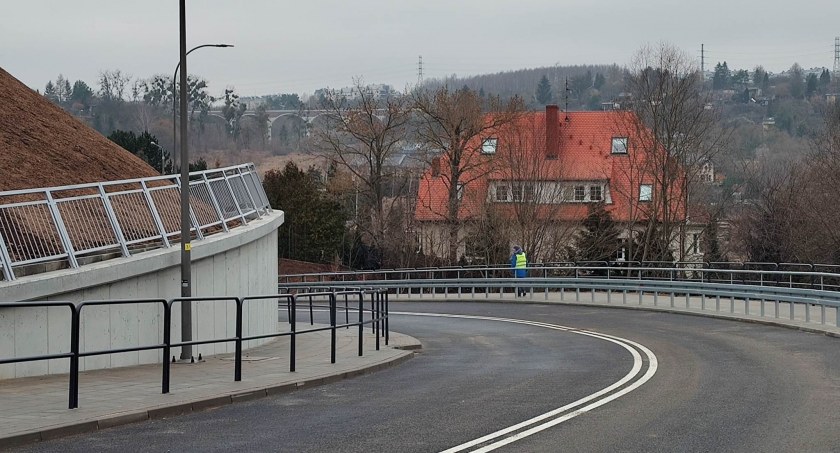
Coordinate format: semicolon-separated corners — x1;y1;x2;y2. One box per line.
639;184;653;202
574;185;586;202
495;184;509;202
589;185;603;202
523;184;535;202
481;138;498;154
611;137;628;154
691;233;700;254
616;247;626;262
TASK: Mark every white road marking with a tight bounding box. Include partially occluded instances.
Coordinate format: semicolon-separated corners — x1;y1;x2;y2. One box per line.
390;311;658;453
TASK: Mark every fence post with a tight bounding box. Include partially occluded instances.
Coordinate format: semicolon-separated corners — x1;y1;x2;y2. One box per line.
375;291;381;351
46;191;79;269
235;297;243;382
233;167;260;216
290;295;297;372
358;292;364;357
330;292;337;364
384;291;389;346
201;173;230;232
97;184;131;258
162;301;171;394
140;180;172;248
0;229;15;281
69;304;80;409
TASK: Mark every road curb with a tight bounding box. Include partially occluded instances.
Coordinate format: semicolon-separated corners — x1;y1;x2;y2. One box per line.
0;344;420;451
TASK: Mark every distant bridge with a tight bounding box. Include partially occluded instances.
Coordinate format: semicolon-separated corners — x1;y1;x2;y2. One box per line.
205;109;387;142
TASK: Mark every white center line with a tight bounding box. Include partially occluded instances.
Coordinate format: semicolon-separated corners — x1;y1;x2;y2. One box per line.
391;311;658;453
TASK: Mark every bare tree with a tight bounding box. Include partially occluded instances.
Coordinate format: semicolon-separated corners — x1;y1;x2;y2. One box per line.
316;79;413;256
413;86;525;264
98;69;130;102
493;112;578;262
802;101;840;262
620;43;726;261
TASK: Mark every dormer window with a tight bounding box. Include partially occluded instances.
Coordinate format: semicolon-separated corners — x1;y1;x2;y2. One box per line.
611;137;628;154
481;138;498;154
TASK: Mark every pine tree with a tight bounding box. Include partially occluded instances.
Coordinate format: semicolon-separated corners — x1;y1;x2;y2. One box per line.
535;75;552;104
569;203;621;263
819;69;831;88
712;62;731;90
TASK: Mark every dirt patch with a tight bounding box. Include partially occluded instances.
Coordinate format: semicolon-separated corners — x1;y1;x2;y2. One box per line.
0;67;158;192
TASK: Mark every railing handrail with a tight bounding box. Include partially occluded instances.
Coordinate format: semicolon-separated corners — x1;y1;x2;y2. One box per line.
0;162;272;282
0;289;390;409
278;264;840;283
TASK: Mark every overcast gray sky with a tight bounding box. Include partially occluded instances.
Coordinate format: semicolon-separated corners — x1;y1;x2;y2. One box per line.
2;0;838;98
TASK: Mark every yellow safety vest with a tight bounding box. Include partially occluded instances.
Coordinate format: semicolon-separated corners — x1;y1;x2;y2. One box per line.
515;253;527;269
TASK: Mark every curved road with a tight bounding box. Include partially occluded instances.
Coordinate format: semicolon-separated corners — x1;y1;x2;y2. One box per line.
20;302;840;452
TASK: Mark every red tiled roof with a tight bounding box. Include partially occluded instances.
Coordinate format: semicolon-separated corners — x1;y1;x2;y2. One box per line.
415;107;685;223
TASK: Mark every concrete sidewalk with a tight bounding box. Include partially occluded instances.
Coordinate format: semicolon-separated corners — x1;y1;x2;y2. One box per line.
0;324;421;449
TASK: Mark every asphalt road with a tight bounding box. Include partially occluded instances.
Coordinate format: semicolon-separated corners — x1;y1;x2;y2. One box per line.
18;302;840;452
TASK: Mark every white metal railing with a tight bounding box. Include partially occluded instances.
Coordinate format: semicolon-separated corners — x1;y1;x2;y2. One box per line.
277;265;840;329
0;163;271;281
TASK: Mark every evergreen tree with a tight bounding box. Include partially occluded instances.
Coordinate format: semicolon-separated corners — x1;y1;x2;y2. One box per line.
535;75;552;104
819;69;831;89
44;80;57;102
712;62;731;90
593;72;606;90
753;66;766;86
806;73;818;97
263;163;348;264
568;203;622;263
70;80;94;107
107;130;171;173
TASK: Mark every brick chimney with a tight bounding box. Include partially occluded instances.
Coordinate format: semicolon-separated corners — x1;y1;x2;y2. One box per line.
546;104;559;158
431;156;441;177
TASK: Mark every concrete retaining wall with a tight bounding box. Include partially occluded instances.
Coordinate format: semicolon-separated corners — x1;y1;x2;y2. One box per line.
0;211;284;379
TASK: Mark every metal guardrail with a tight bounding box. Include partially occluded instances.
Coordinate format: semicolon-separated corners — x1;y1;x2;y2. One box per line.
279;263;840;291
0;163;271;282
278;265;840;330
0;289;389;409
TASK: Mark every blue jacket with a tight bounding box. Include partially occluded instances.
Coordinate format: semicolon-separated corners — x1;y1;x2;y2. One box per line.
510;251;527;278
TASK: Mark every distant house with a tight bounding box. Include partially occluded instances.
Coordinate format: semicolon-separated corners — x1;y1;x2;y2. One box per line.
414;105;703;262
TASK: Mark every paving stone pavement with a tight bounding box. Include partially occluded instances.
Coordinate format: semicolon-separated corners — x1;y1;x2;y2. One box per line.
0;324;420;449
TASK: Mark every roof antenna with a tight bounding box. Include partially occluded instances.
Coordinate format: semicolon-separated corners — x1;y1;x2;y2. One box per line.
564;77;571;123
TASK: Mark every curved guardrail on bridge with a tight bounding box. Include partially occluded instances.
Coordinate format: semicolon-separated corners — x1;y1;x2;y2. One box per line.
0;163;271;281
278;265;840;330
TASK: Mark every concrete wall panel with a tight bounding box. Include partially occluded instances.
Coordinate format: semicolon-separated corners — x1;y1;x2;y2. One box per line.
0;211;283;379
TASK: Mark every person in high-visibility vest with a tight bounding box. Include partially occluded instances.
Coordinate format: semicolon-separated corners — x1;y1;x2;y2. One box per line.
510;245;527;296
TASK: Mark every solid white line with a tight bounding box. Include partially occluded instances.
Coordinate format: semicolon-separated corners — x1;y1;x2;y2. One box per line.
390;311;657;453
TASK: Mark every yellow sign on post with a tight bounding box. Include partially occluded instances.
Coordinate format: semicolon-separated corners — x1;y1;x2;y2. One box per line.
184;243;191;251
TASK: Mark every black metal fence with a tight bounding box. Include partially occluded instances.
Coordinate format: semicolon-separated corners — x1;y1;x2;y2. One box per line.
0;289;389;409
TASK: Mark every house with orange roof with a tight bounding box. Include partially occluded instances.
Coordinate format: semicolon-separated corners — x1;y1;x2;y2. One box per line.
414;105;705;263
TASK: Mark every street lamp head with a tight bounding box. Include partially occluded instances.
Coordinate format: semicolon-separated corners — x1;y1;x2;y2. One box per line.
214;44;234;48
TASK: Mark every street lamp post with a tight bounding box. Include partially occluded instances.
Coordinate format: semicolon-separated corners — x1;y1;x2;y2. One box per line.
150;141;164;173
177;1;233;361
171;43;233;170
